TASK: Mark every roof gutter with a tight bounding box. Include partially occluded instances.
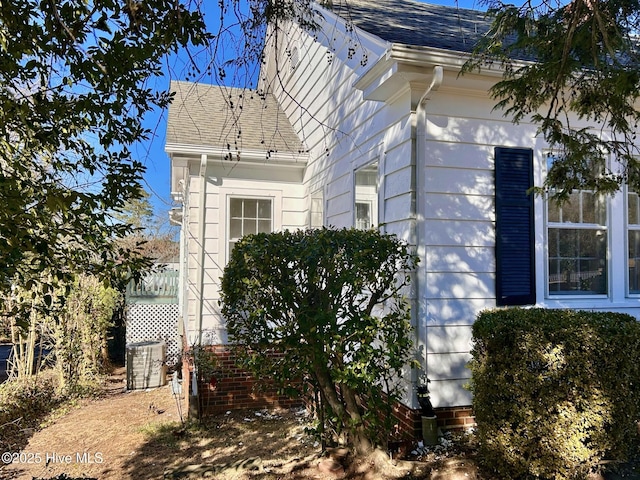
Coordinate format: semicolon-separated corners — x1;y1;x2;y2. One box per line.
165;143;309;167
355;42;528;102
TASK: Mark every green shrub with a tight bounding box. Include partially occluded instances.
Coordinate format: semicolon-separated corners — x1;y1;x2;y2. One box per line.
220;228;418;455
469;308;640;479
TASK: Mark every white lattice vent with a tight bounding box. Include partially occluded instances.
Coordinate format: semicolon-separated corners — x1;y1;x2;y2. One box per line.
126;304;180;366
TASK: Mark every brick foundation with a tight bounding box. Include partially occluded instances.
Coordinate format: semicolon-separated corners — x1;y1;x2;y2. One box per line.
392;403;475;439
185;344;301;416
434;405;476;430
182;343;475;437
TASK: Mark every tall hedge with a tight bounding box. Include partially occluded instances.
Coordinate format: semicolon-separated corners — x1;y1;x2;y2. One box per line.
220;228;418;455
469;308;640;479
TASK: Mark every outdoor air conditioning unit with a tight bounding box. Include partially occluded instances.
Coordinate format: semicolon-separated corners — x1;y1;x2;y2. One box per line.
126;340;167;390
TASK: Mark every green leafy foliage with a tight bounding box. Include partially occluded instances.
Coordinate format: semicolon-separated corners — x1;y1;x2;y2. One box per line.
50;274;122;395
5;274;121;396
469;308;640;479
0;0;210;303
220;228;418;454
465;0;640;199
0;275;122;452
189;344;218;383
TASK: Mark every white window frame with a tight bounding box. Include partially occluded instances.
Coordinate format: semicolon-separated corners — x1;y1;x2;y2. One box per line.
309;188;324;228
626;187;640;296
543;153;610;299
353;160;380;230
220;188;282;263
355;200;373;230
227;196;273;254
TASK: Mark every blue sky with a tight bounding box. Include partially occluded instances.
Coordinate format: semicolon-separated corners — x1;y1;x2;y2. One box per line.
137;0;487;226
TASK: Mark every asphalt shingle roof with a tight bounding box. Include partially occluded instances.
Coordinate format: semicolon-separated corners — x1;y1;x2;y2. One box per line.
167;3;494;152
331;0;491;53
166;81;305;154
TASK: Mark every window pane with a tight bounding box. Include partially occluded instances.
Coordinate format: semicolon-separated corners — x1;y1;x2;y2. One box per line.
579;229;603;258
355;202;371;230
244;200;257;218
562;192;581;223
355;161;378;229
595;196;606;225
230;198;243;218
258;220;271;233
582;192;606;225
582;192;596;223
228;197;273;256
548;229;559;257
243;218;256;235
548;228;607;294
629;231;640;293
558;229;578;257
548;198;560;223
546;152;608;297
229;218;242;239
549;258;561;292
629;192;639;225
257;199;271;219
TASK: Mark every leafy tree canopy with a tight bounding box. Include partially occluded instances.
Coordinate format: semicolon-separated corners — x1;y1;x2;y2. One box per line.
0;0;211;297
112;188;155;234
465;0;640;200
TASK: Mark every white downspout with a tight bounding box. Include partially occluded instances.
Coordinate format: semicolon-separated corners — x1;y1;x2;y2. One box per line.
412;66;443;396
196;153;208;347
177;180;188;340
191;153;209;404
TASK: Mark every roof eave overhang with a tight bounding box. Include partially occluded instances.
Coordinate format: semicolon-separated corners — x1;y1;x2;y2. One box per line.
354;43;518;102
166;142;309;168
167;143;309;193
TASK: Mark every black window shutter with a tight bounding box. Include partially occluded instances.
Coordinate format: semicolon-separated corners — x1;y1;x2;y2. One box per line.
495;147;536;306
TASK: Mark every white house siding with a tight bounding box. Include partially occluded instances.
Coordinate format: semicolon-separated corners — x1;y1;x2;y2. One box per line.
419;79;520;407
243;7;640;411
261;17;423;410
261;19;416;234
417;70;640;407
180;161;306;345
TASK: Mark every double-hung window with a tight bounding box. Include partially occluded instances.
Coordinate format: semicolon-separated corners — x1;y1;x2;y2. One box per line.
228;197;272;253
627;190;640;293
310;190;324;228
354;161;379;230
547;189;607;295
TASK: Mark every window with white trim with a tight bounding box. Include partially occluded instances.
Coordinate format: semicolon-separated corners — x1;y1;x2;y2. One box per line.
310;190;323;228
354;161;378;230
627;190;640;293
546;156;607;295
228;197;272;253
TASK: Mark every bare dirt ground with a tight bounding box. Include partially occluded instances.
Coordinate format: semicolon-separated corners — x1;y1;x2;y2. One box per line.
0;368;481;480
1;368;637;480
